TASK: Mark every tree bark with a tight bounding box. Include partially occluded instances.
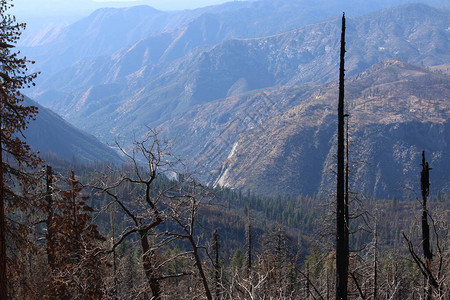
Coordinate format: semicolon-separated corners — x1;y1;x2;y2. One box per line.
212;229;220;299
46;166;56;271
189;235;213;300
373;217;378;300
140;231;162;299
0;112;7;300
246;204;252;276
336;12;348;300
420;151;432;300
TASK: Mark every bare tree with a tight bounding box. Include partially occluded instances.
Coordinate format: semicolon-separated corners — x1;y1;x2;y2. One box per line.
403;151;449;300
92;129;216;299
92;130;172;299
420;151;433;299
211;229;221;299
336;12;349;300
164;179;213;300
246;204;252;278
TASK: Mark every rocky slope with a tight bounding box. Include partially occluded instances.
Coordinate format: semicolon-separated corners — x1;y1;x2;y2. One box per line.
210;60;450;198
33;4;450;146
21;1;450;197
160;83;319;176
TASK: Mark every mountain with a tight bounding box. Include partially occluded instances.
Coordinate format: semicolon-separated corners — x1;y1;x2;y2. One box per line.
23;0;438;77
159;84;319;176
33;4;450;145
20;6;171;76
23;97;121;163
209;60;450;198
21;2;450;197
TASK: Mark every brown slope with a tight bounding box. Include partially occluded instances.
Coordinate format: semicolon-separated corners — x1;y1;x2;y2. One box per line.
212;60;450;198
160;83;318;180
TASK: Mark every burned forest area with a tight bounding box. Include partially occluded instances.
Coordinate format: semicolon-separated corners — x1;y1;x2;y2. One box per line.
0;0;449;299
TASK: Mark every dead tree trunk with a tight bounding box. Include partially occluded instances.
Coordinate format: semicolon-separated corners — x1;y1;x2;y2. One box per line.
212;229;220;300
403;151;441;299
189;234;213;300
246;203;252;277
420;151;432;300
140;230;162;299
373;215;378;300
0;113;6;300
45;166;56;270
336;12;348;300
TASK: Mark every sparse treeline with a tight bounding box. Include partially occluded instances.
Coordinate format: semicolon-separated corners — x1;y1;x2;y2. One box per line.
3;149;448;299
1;1;449;299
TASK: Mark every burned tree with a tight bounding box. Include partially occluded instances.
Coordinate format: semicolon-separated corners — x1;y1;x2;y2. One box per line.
211;229;221;299
421;151;433;299
93;131;167;299
336;12;349;300
246;203;252;277
403;151;449;299
93;130;215;299
165;180;213;300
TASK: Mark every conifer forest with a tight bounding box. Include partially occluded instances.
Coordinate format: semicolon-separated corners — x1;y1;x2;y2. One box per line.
0;0;449;299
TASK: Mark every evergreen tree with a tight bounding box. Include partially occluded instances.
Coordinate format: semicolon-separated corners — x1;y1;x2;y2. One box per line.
47;172;106;299
0;0;39;297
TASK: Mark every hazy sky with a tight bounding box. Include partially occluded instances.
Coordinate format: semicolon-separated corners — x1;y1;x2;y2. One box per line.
9;0;446;33
10;0;239;33
12;0;236;17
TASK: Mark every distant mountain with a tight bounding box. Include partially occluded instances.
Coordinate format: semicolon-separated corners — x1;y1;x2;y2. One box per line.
22;1;450;197
21;6;171;76
160;84;319;175
23;97;121;163
34;4;449;146
210;60;450;198
23;0;445;86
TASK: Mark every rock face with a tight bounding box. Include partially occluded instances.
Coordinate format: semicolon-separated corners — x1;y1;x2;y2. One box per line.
210;61;450;198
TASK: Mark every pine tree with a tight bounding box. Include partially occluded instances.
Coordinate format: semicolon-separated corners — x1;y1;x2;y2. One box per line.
0;0;39;297
47;172;106;299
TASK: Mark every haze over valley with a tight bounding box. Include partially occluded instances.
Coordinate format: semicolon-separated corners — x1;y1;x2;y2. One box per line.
18;0;450;198
2;0;449;299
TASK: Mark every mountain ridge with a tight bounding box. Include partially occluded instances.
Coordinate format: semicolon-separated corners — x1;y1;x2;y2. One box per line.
23;97;121;163
21;1;450;197
33;3;449;146
210;60;450;197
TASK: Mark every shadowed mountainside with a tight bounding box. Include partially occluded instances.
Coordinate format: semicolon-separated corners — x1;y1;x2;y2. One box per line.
24;97;121;163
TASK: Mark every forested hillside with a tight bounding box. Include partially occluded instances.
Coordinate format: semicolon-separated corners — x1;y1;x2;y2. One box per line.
1;0;449;299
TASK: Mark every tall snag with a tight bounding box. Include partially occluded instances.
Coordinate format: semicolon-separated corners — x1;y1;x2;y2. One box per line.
212;229;220;299
403;151;448;299
421;151;433;299
336;12;349;300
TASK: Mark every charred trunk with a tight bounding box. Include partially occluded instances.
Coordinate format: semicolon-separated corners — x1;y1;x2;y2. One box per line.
336;12;348;300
